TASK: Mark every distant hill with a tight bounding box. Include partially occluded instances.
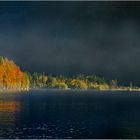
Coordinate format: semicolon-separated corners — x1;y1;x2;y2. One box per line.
0;56;29;91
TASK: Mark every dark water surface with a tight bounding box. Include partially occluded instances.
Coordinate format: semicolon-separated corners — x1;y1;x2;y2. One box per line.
0;90;140;138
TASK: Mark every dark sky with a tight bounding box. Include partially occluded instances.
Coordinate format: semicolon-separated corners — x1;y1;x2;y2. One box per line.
0;1;140;85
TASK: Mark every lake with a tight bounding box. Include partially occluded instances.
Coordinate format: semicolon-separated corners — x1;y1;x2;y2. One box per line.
0;90;140;138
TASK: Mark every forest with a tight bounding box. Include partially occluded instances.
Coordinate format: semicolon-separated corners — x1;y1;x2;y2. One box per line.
26;72;139;90
0;56;138;91
26;72;110;90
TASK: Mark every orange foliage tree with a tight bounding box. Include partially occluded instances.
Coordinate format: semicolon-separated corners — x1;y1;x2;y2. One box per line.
0;56;29;90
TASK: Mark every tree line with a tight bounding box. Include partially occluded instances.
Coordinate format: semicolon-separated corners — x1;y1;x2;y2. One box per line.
0;56;138;91
26;72;119;90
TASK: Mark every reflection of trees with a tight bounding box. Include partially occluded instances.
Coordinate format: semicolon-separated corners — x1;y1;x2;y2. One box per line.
0;100;20;126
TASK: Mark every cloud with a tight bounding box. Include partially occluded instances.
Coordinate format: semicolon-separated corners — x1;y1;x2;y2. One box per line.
0;1;140;85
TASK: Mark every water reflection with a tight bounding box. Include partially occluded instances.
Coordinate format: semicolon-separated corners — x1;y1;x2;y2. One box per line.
0;99;20;127
0;91;140;138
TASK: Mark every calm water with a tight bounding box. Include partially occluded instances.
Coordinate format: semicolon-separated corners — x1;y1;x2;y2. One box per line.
0;90;140;138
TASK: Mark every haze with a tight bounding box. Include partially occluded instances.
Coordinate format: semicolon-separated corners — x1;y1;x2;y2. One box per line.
0;1;140;85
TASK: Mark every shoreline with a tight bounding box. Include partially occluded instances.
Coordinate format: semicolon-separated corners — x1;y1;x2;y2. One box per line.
29;88;140;92
0;88;140;93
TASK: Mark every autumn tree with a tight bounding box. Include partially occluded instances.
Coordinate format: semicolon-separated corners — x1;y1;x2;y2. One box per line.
0;56;30;91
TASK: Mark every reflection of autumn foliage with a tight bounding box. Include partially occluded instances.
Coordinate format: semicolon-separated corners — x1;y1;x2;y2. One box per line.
0;100;20;126
0;57;29;90
0;100;20;112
